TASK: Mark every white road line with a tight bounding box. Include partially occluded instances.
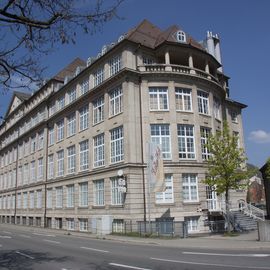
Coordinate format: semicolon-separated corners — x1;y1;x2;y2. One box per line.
33;233;55;237
150;257;270;269
109;263;152;270
16;251;34;260
0;244;2;247
19;234;31;238
43;239;60;244
182;251;270;257
2;231;12;234
80;246;109;253
0;235;11;239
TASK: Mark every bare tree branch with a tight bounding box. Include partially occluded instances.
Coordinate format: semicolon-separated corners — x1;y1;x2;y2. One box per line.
0;0;124;92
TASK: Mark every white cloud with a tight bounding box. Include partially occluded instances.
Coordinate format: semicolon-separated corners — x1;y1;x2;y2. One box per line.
249;130;270;143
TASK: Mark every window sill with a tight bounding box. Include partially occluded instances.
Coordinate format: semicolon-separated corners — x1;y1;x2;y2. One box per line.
176;110;193;114
92;120;104;127
183;201;200;205
109;204;124;208
155;203;175;206
92;205;105;209
198;113;211;117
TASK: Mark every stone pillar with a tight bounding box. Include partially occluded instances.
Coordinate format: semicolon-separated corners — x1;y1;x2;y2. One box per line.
165;51;170;65
205;61;211;79
189;54;195;74
165;50;172;71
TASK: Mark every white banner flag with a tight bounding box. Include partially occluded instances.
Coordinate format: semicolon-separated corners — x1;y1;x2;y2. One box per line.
148;143;165;192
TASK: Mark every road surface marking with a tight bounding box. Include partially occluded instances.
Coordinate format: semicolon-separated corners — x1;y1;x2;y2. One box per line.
0;244;2;247
16;251;34;260
33;233;55;237
2;231;12;234
0;235;11;239
150;257;270;269
109;263;152;270
19;234;31;238
43;239;60;244
80;246;109;253
182;251;270;257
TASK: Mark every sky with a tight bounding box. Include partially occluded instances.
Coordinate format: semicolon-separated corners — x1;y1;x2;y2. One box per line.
0;0;269;167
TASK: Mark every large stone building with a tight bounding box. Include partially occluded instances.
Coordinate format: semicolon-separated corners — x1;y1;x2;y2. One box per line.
0;20;247;234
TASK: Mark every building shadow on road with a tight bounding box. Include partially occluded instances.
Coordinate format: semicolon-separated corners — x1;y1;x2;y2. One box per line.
0;249;69;270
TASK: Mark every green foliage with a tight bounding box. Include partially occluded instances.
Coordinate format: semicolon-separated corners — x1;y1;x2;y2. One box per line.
204;121;250;197
264;158;270;181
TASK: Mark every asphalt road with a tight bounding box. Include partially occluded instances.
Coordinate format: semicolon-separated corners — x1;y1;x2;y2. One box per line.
0;225;270;270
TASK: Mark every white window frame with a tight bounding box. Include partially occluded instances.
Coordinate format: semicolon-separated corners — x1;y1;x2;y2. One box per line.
56;119;64;142
46;189;52;208
38;130;44;150
67;185;74;208
155;174;174;204
48;154;54;179
110;127;123;163
201;127;211;160
111;177;123;205
79;182;88;207
94;179;104;206
67;88;76;104
55;187;63;208
94;67;104;87
93;134;104;167
109;86;123;116
197;90;209;115
57;95;65;110
149;87;169;111
79;105;89;131
150;124;171;159
67;145;76;174
79;140;89;171
80;79;89;95
213;97;221;120
37;158;43;180
36;190;42;209
109;55;121;76
176;30;186;42
175;88;192;112
30;161;36;183
48;126;55;146
177;124;196;159
182;174;199;202
57;150;64;177
67;112;76;137
186;216;199;232
93;96;104;125
79;219;88;232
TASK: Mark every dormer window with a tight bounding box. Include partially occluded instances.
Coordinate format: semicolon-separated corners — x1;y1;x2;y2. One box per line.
176;30;186;43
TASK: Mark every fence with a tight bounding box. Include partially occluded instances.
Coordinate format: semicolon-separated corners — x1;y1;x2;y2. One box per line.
112;220;188;238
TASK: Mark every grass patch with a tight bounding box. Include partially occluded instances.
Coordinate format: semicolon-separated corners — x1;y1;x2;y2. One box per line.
223;231;240;237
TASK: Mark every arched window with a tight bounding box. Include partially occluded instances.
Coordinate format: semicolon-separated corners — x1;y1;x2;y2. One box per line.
176;30;186;43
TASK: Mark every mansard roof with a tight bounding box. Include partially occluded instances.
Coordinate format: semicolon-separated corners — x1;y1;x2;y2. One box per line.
125;19;204;51
54;57;85;81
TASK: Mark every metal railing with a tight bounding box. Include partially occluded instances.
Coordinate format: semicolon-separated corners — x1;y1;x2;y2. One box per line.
111;220;188;238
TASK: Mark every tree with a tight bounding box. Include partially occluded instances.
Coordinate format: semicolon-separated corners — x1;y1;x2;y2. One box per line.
0;0;123;91
204;121;251;232
260;158;270;219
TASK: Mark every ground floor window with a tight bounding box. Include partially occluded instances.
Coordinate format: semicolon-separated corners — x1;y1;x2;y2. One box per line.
22;216;27;225
55;218;63;229
79;219;88;232
16;216;20;224
29;217;34;226
67;218;75;230
185;216;199;233
112;219;124;233
36;217;41;227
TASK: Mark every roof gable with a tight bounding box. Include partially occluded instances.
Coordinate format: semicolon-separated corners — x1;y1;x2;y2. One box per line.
5;91;31;118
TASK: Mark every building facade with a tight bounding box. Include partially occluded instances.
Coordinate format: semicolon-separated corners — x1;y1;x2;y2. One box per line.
0;20;247;234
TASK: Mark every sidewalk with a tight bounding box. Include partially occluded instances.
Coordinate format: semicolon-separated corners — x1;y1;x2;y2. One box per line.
103;230;270;250
1;224;270;251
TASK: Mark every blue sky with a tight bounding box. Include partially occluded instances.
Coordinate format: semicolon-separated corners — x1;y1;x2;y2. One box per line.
1;0;269;167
